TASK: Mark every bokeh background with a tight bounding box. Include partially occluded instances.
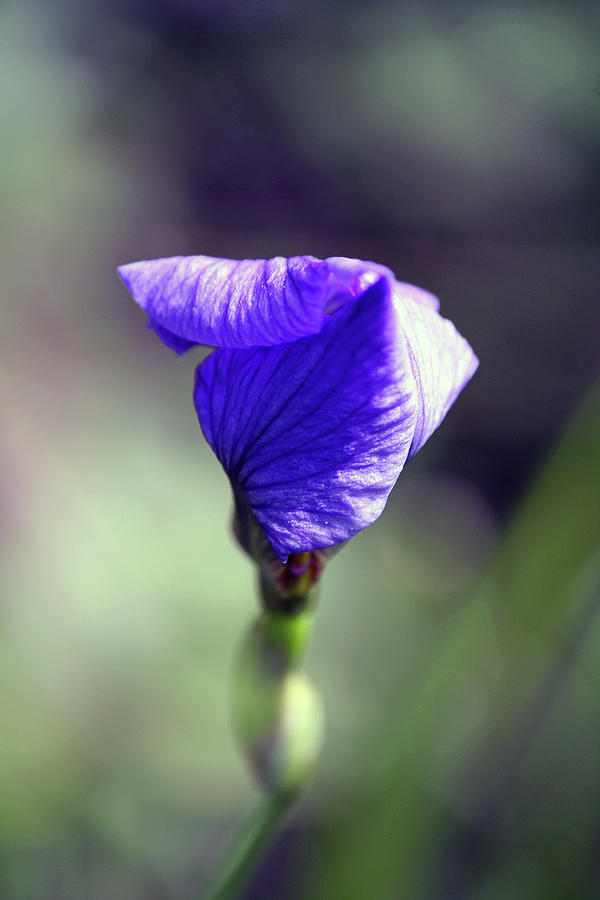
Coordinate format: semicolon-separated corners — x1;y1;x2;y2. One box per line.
1;0;599;897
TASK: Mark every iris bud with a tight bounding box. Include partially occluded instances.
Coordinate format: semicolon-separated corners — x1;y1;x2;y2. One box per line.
232;617;324;796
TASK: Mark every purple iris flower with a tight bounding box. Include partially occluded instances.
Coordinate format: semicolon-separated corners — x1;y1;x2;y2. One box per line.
119;255;478;562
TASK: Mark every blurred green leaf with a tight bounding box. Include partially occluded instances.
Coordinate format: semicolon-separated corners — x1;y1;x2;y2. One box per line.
309;380;600;900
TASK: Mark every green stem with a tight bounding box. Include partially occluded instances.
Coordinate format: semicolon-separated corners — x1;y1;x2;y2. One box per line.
204;792;293;900
261;608;315;667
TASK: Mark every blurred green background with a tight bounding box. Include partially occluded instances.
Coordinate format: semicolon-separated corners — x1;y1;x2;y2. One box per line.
1;0;599;897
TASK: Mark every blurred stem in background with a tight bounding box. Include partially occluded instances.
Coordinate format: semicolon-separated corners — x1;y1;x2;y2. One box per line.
205;550;325;899
310;378;600;900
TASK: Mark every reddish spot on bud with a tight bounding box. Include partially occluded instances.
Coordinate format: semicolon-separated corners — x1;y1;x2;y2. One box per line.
277;550;326;596
288;552;311;577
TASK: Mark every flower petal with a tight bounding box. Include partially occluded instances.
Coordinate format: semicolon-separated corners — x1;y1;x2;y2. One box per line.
194;276;418;560
392;283;479;459
118;254;393;351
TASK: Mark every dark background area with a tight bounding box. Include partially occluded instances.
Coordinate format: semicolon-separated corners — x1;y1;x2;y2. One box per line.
60;0;600;514
1;0;599;897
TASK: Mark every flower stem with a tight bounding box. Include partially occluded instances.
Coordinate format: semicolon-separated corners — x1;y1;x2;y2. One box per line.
204;792;293;900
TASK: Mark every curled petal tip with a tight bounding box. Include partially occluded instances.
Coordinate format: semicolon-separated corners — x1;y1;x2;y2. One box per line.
392;284;478;459
118;254;397;353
